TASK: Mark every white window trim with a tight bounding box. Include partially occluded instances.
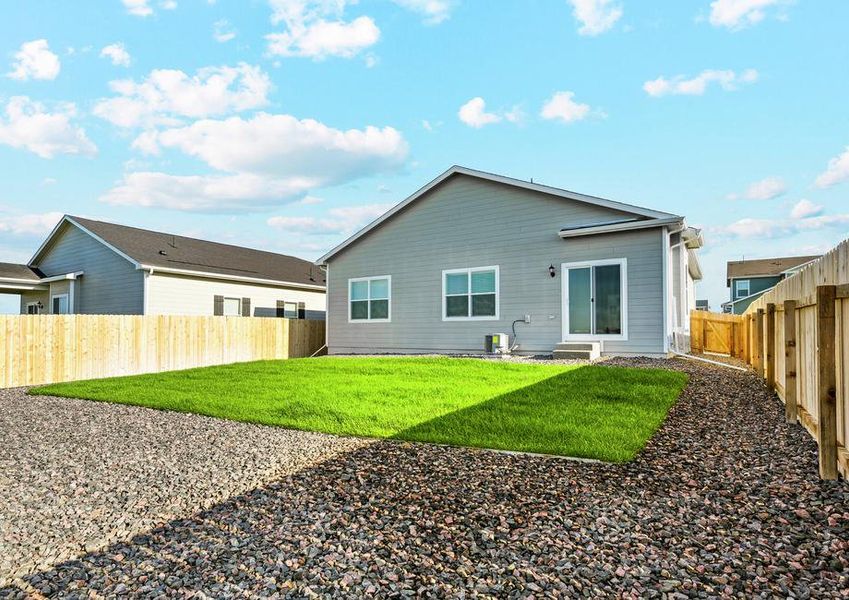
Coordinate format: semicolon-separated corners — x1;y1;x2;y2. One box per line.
282;301;299;319
348;275;391;323
561;258;628;342
50;293;70;315
223;296;242;317
441;265;500;322
26;301;41;315
736;279;750;299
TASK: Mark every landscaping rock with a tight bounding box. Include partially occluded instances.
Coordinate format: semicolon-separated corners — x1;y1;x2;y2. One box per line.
1;358;847;597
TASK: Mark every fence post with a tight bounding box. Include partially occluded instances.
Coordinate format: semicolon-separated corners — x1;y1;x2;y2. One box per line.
816;285;838;480
755;308;765;379
783;299;798;424
766;303;776;390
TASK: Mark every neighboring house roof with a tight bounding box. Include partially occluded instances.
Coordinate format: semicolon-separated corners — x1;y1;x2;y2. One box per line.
0;262;44;282
318;165;681;264
726;255;819;284
31;216;325;289
721;288;770;310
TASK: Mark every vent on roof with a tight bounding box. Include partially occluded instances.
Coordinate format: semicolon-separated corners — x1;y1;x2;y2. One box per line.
159;250;168;255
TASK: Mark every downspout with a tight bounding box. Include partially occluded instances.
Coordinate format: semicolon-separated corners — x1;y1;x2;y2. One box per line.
661;226;669;355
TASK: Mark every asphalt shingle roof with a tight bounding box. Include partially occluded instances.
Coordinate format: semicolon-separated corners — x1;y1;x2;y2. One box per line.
0;262;43;281
726;255;819;281
66;216;325;288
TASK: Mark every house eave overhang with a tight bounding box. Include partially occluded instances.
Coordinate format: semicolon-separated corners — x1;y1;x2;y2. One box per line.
138;264;326;291
558;216;684;239
318;165;680;264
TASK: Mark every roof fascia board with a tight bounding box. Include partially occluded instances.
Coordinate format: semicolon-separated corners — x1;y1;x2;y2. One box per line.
29;216;141;268
140;264;326;291
318;166;681;264
559;216;683;238
39;271;84;283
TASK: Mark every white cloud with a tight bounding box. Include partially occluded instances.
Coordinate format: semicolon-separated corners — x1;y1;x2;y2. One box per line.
540;91;594;123
0;96;97;159
266;0;380;59
104;113;408;212
139;113;408;177
299;195;323;205
92;63;271;128
266;15;379;59
100;43;131;67
391;0;455;24
0;211;64;236
790;199;823;219
7;39;61;81
213;19;237;42
101;172;314;212
709;0;785;30
122;0;176;16
458;97;502;128
267;203;392;234
568;0;623;36
815;146;849;188
643;68;758;97
122;0;153;16
714;213;849;240
727;176;786;200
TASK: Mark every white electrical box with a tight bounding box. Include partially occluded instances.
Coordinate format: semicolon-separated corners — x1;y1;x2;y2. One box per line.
484;333;509;354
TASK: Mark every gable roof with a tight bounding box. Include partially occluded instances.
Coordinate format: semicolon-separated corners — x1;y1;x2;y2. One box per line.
317;165;680;264
0;262;43;282
726;255;820;282
31;216;325;289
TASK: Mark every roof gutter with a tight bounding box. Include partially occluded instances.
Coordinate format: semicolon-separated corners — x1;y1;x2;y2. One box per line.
559;216;683;239
138;264;326;291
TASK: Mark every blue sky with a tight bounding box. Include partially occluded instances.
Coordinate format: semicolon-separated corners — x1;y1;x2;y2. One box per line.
1;0;848;313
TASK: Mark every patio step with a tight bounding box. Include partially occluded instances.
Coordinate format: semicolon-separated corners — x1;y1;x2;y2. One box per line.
552;342;601;361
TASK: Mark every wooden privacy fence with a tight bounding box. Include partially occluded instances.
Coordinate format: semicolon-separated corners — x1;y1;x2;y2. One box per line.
0;315;326;388
690;310;747;358
739;238;849;480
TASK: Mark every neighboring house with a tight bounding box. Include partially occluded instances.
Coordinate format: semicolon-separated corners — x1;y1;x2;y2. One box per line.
695;299;710;311
721;255;819;315
317;166;703;358
0;216;326;318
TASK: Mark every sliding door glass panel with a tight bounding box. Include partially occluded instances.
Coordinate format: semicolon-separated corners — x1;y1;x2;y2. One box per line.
594;264;622;334
568;267;591;334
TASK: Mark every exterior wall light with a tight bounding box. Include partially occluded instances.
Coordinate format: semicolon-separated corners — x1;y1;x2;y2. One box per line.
549;264;556;278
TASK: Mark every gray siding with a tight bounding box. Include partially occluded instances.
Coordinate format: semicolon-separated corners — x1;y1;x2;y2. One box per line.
326;175;667;356
19;290;48;313
36;224;144;314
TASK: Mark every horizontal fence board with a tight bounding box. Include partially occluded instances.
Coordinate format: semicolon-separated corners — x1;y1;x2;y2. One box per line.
0;315;325;388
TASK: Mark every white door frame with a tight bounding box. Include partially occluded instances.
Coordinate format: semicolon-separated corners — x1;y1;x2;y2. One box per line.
561;258;628;342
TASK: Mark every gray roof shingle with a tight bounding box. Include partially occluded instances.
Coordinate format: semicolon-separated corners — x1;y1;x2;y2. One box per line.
64;216;325;288
0;262;43;281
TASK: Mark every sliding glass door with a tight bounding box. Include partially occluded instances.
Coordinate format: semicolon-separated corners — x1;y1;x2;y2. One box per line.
563;259;626;339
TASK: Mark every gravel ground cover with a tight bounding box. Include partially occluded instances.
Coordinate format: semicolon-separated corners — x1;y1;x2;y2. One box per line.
0;390;368;589
2;357;846;598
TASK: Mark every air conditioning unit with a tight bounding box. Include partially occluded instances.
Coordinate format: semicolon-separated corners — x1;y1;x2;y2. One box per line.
484;333;509;354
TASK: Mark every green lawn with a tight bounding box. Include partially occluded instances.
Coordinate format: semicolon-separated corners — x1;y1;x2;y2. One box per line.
31;357;687;462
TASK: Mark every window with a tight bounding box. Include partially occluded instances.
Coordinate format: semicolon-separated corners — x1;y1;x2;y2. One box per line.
736;279;750;299
26;302;41;315
51;294;69;315
349;276;391;322
283;302;298;319
562;259;627;340
442;266;499;321
223;297;241;316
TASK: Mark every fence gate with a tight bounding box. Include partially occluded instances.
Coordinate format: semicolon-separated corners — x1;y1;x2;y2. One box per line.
690;311;745;357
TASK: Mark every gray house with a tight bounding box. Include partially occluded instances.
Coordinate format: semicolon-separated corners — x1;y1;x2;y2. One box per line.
721;255;819;314
318;166;703;358
0;215;326;318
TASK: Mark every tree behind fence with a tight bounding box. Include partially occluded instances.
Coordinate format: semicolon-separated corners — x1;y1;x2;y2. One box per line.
0;315;325;388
